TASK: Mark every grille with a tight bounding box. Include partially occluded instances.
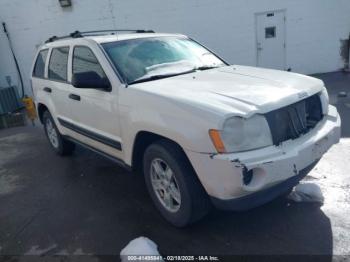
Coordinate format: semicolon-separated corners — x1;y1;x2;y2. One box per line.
264;94;323;145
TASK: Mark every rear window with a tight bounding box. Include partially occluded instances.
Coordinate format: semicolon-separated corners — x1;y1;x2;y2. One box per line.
33;49;48;78
48;47;69;81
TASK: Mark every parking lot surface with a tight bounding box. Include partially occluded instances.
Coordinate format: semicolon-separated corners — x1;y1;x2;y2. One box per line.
0;72;349;260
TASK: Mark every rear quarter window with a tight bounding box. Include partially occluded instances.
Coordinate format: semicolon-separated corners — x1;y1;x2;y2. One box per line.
48;47;69;81
33;49;48;78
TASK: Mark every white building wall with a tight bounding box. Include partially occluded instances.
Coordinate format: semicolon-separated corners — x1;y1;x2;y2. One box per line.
0;0;349;95
0;27;18;88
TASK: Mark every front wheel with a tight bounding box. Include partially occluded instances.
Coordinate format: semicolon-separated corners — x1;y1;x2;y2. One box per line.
43;111;75;156
143;140;211;227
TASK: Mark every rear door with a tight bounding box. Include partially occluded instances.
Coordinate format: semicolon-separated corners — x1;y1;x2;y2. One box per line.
67;45;123;159
32;48;49;101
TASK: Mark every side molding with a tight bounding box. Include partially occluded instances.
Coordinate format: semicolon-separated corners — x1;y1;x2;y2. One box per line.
58;118;122;151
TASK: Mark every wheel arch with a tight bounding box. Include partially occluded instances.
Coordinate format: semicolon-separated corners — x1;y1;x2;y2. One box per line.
37;103;49;123
131;131;193;176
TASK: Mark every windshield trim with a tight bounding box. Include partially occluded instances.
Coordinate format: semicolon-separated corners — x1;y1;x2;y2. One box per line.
101;36;229;86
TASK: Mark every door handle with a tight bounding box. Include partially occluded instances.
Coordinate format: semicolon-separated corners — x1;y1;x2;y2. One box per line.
43;87;52;93
69;94;81;101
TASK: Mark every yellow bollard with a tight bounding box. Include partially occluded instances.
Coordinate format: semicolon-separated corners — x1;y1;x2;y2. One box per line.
22;96;37;126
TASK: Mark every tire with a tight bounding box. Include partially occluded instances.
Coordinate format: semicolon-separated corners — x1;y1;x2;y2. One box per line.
143;139;211;227
43;111;75;156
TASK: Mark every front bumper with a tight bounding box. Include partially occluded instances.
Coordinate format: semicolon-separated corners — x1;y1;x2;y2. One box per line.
211;160;318;210
185;105;341;210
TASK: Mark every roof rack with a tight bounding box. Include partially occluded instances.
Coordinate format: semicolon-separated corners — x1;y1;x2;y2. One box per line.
45;29;155;43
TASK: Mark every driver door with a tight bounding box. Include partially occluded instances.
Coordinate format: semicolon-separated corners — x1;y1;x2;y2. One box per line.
66;45;123;160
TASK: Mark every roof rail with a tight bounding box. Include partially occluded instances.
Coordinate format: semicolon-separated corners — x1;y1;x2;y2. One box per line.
45;29;155;43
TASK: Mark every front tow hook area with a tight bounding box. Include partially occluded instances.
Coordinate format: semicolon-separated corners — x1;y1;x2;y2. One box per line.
242;167;253;185
241;166;268;191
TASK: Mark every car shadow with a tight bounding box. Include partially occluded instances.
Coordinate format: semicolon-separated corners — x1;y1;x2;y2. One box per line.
187;199;333;257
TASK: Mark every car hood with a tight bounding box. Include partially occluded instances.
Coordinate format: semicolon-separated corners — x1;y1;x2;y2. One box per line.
132;65;324;117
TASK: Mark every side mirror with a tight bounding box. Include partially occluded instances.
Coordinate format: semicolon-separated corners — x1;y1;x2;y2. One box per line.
72;71;111;90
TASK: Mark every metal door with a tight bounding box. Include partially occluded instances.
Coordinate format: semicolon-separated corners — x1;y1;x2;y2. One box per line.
256;10;286;70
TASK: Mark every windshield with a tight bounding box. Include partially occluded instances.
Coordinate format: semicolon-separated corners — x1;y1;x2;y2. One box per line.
102;36;226;84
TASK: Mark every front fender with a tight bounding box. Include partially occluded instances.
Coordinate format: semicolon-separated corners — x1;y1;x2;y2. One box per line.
118;85;227;165
120;106;219;165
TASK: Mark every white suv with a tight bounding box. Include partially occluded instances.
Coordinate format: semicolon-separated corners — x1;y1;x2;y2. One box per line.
31;30;341;227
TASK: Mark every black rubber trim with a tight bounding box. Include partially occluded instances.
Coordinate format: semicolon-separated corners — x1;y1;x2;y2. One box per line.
43;87;52;93
211;160;319;211
63;135;131;171
58;118;122;151
68;93;80;101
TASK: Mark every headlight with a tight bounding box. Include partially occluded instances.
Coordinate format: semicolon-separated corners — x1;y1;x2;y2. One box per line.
209;115;273;153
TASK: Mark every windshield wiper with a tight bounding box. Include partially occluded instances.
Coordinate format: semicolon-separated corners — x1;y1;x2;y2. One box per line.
194;65;221;71
128;65;223;85
128;69;196;85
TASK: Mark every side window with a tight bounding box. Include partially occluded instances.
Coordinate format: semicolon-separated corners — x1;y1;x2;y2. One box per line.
48;47;69;81
33;49;48;78
73;46;107;79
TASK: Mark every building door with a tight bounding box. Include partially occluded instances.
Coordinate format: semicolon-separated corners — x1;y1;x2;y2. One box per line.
256;10;286;70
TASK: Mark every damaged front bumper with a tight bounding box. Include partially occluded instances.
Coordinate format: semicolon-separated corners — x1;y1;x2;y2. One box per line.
185;105;341;210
